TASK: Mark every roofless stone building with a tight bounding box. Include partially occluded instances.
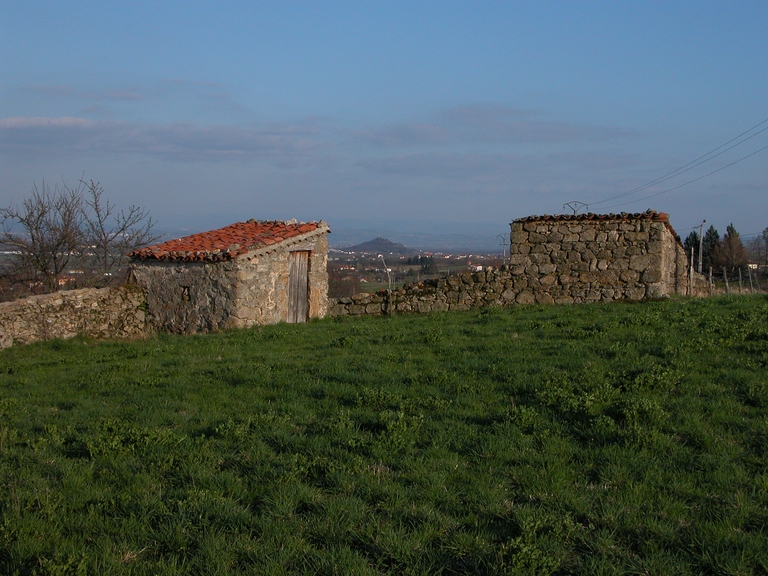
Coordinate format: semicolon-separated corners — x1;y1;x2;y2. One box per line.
508;210;703;302
129;219;330;333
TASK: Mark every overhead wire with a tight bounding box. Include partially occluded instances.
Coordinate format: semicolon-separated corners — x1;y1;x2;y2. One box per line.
599;143;768;211
589;116;768;208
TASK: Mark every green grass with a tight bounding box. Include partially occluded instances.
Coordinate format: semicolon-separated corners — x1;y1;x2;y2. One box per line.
1;296;767;575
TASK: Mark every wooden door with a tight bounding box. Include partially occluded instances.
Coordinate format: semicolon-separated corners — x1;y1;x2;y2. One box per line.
288;251;310;323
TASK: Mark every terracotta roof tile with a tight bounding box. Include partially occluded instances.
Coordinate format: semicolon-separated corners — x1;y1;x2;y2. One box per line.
130;219;328;262
512;210;668;224
512;210;682;242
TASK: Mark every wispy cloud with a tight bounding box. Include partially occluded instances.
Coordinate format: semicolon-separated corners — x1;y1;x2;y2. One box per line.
27;85;144;101
358;123;452;147
0;116;329;165
356;104;635;148
355;152;533;180
97;89;143;101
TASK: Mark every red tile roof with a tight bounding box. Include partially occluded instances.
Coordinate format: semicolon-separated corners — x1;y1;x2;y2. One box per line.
512;210;682;242
130;219;328;262
512;210;668;223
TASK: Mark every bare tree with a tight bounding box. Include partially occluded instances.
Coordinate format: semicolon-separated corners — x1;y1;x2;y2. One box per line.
0;181;83;293
79;180;159;285
0;178;158;298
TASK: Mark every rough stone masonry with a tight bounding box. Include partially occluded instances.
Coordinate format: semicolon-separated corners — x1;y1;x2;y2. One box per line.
330;211;708;317
0;286;148;349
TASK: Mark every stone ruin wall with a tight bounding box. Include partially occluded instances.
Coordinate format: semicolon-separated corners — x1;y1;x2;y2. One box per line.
129;258;240;334
506;217;707;302
330;216;709;317
131;234;329;334
0;286;148;349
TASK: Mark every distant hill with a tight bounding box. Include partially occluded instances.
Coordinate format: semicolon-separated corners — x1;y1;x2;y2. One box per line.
342;236;414;255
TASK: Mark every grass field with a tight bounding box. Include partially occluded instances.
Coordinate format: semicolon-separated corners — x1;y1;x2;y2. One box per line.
1;296;767;575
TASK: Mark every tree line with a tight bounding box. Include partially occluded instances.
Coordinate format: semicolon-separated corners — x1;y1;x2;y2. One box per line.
683;223;768;277
0;179;158;300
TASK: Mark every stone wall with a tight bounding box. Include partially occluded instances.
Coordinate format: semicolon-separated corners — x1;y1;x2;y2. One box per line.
329;267;517;317
129;259;239;333
507;214;708;302
131;234;328;334
0;286;148;349
330;212;708;317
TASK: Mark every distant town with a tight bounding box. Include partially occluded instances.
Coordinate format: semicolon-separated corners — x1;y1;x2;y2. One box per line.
328;236;504;298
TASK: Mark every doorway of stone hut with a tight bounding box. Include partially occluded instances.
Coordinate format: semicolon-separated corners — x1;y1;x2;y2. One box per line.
288;250;310;323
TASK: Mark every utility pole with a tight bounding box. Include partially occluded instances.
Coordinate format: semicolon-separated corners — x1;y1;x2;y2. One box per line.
689;247;694;295
563;201;589;216
378;254;393;314
698;219;706;274
497;234;508;264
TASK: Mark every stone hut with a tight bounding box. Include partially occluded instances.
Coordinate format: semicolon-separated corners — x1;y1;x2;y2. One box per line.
130;219;330;333
508;210;704;303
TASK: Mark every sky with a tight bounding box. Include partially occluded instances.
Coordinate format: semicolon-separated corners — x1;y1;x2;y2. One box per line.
2;1;767;249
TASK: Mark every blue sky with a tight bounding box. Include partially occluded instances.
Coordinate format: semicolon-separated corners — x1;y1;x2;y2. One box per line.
2;1;767;247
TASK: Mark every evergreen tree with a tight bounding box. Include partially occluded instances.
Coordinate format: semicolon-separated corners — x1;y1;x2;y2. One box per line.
762;227;768;268
701;225;720;274
714;223;748;273
683;231;700;266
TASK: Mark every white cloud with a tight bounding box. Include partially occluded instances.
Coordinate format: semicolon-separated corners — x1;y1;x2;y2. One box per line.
0;116;98;129
0;116;330;165
355;104;636;148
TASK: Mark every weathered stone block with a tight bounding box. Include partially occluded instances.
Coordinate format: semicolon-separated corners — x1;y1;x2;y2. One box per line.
516;291;535;305
524;264;539;275
511;231;529;244
501;288;516;301
538;263;557;275
536;292;554;305
620;270;640;283
641;268;662;283
530;253;551;264
647;241;663;254
579;229;596;242
550;250;567;263
626;286;647;300
629;254;652;271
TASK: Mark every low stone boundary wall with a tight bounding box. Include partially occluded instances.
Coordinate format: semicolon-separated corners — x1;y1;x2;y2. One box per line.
329;263;709;318
330;266;535;317
0;286;149;349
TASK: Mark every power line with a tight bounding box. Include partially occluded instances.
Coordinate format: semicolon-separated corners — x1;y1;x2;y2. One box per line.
590;116;768;208
599;143;768;211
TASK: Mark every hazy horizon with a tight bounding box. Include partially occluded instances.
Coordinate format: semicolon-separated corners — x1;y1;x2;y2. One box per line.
3;3;767;243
